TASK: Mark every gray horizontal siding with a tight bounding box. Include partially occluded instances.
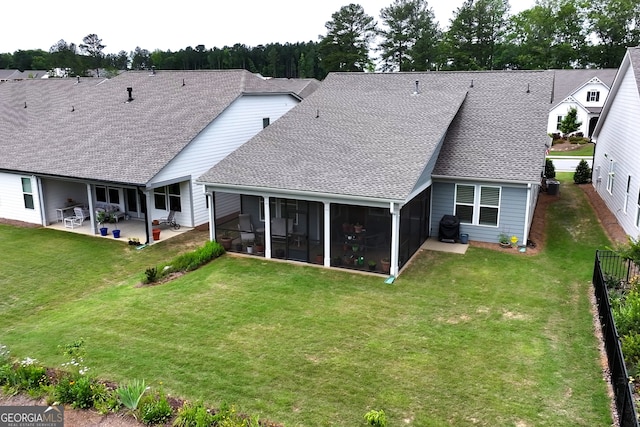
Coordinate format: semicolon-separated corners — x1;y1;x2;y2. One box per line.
431;181;529;243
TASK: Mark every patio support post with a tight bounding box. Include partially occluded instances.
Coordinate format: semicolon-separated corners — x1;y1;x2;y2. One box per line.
323;202;331;266
390;202;400;276
207;191;216;242
85;183;96;234
263;196;271;259
145;190;154;243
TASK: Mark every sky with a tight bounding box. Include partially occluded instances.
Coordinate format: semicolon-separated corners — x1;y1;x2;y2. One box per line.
2;0;535;55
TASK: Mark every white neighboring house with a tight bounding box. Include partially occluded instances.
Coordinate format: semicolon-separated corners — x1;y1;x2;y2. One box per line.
0;70;318;242
547;69;617;137
591;48;640;239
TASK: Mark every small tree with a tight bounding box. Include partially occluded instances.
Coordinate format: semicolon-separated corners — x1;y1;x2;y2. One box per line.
573;159;591;184
545;158;556;179
559;107;582;137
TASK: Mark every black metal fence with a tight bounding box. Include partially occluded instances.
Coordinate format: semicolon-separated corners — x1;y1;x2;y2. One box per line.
593;250;639;427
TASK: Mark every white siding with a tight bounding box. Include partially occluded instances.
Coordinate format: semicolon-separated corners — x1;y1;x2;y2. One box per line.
148;94;299;227
0;172;43;224
593;65;640;237
547;101;590;136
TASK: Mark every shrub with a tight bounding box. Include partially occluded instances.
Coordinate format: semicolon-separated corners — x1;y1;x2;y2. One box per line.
92;383;121;414
364;409;388;427
173;401;215;427
145;267;158;283
573;159;591;184
13;357;48;394
117;379;148;413
212;402;259;427
613;290;640;337
140;392;173;425
545;158;556;179
621;332;640;376
53;373;95;409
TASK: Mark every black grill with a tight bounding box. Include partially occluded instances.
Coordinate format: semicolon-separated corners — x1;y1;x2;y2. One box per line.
438;215;460;242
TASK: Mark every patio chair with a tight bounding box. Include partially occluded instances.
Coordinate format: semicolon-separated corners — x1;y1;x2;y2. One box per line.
158;211;180;230
271;217;293;242
238;213;255;247
73;207;89;223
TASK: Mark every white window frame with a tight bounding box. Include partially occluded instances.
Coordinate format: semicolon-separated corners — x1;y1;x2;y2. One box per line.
21;177;34;210
624;175;632;214
260;197;298;225
636;190;640;228
454;184;501;227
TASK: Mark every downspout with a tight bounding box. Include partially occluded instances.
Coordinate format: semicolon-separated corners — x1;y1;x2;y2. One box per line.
390;202;400;277
523;183;532;246
35;176;46;226
137;187;150;244
207;191;216;242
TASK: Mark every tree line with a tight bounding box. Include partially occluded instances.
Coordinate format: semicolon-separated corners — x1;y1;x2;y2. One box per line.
1;0;638;80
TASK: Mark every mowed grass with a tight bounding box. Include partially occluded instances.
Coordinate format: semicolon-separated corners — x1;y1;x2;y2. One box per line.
0;174;613;426
549;143;595;157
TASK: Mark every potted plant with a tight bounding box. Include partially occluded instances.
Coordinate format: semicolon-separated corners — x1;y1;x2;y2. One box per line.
498;233;510;248
96;210;109;236
315;253;324;264
128;237;140;246
255;238;265;254
381;258;391;274
219;232;233;250
368;260;377;271
354;222;363;233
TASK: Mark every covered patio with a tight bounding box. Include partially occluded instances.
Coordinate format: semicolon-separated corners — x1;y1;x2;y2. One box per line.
47;218;191;244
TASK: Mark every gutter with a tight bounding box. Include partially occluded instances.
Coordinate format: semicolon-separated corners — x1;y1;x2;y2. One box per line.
431;175;539;186
196;181;405;207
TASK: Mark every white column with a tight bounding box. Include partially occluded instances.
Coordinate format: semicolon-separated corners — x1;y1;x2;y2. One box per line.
390;202;400;276
323;202;331;266
264;197;272;259
207;192;216;242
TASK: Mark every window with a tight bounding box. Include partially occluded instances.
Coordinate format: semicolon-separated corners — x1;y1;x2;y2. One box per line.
587;91;600;102
96;186;120;204
154;184;182;211
455;185;475;224
479;187;500;226
21;177;34;209
455;184;500;226
625;176;632;213
607;159;616;194
263;117;270;128
261;198;298;224
636;190;640;228
556;115;563;130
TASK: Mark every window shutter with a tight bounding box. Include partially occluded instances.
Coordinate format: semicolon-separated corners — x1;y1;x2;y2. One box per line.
596;92;600;102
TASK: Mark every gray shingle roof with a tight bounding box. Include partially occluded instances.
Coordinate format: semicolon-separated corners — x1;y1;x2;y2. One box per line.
551;68;617;103
0;70;317;185
198;71;555;201
433;71;554;182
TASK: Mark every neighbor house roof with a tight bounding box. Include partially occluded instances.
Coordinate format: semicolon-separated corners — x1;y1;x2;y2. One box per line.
197;71;555;202
550;68;617;104
0;70;49;81
0;70;318;186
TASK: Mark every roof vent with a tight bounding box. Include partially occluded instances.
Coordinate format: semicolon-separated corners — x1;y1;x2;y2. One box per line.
76;76;80;84
126;87;133;102
414;80;420;95
526;83;530;93
470;79;474;88
71;106;75;112
182;79;186;87
150;66;156;76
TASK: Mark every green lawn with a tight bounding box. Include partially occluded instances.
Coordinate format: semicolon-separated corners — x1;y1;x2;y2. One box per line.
0;174;614;426
549;143;595;157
